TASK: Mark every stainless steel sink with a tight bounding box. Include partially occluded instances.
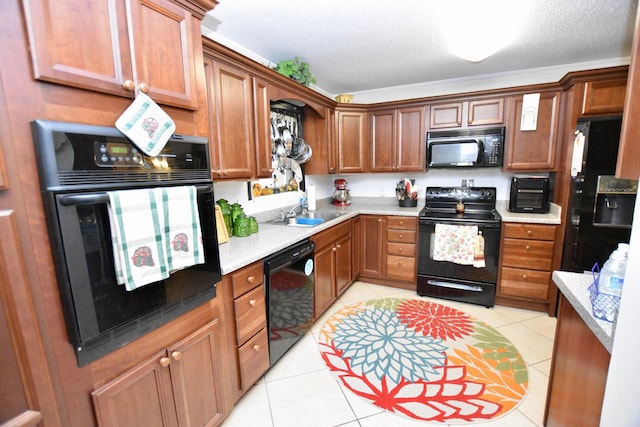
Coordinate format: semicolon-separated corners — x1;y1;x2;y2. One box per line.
267;210;347;227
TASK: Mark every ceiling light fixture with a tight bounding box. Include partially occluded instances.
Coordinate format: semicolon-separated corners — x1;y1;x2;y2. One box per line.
435;0;522;63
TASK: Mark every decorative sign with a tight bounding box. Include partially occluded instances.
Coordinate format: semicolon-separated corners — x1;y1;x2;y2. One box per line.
520;93;540;131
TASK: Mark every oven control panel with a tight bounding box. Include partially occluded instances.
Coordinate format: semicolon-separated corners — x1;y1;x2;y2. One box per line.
95;141;144;167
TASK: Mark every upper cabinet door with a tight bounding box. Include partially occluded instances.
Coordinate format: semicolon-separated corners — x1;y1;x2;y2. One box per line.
23;0;199;110
128;0;199;109
395;105;426;171
503;91;561;171
208;60;256;179
336;108;368;173
370;109;395;172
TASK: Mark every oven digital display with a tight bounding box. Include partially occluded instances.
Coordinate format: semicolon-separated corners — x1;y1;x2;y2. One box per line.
107;143;129;155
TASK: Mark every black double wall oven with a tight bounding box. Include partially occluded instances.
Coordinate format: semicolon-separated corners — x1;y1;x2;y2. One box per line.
417;187;501;307
32;120;222;366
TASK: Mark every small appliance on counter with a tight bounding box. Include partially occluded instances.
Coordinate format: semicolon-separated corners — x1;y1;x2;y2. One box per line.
332;178;351;206
508;176;550;213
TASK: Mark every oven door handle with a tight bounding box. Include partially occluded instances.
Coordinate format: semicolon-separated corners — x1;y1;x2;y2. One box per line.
58;184;213;206
427;280;484;292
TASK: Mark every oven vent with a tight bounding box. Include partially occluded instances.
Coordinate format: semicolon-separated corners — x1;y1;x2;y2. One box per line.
54;170;210;188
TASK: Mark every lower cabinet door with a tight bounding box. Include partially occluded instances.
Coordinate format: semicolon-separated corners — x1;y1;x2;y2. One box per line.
92;350;178;427
92;320;226;427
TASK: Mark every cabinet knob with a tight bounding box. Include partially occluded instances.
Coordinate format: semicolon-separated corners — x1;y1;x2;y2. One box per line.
249;299;256;307
522;274;528;280
525;245;531;250
378;219;383;223
398;247;403;252
122;80;136;91
160;357;170;367
527;229;533;235
399;221;404;226
253;344;261;352
171;351;182;361
247;275;255;284
399;234;404;239
138;82;149;94
336;244;341;249
332;247;337;252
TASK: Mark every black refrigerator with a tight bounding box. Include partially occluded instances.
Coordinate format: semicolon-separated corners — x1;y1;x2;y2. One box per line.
562;116;638;272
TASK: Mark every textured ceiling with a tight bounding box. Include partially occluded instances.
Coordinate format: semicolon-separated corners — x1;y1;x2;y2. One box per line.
202;0;637;96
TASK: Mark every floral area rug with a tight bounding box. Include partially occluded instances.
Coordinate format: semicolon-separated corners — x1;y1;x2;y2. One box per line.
317;298;528;423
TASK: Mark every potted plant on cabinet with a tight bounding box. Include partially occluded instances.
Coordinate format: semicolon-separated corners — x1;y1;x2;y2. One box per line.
274;57;316;87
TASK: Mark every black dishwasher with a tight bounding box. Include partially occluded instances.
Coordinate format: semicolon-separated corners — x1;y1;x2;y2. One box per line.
264;239;315;366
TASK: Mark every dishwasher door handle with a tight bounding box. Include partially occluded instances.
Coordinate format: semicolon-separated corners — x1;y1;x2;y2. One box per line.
427;280;484;292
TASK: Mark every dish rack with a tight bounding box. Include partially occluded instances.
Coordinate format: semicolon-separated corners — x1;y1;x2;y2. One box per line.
588;263;620;322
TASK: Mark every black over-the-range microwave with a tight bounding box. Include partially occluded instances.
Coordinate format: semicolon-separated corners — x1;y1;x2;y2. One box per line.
426;127;505;168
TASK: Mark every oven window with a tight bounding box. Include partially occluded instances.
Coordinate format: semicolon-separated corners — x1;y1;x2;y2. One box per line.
417;221;501;284
514;192;544;209
54;187;221;365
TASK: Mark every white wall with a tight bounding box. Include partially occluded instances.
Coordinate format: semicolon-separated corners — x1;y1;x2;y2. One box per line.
213;168;539;215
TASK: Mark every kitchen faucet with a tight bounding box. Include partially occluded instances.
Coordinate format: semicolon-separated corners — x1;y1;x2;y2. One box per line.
282;197;308;219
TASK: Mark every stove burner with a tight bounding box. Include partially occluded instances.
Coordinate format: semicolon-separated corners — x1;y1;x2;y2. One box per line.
420;186;500;224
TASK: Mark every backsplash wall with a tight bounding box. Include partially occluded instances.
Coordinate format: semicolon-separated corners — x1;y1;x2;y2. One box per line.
213;169;547;215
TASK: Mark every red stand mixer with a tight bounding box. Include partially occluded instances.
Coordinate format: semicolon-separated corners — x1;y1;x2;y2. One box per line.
332;178;351;206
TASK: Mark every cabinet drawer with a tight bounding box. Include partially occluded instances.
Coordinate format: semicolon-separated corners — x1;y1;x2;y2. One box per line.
386;255;416;281
232;263;264;298
387;216;417;230
502;238;554;270
499;267;550;300
387;242;416;257
313;220;351;250
503;223;556;241
238;327;269;389
235;286;266;344
387;229;416;244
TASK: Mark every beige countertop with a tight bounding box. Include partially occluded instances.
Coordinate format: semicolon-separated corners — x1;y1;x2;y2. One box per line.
552;270;615;352
496;200;562;224
218;197;421;274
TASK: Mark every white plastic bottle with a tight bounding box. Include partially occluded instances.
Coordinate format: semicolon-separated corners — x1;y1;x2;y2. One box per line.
598;244;629;298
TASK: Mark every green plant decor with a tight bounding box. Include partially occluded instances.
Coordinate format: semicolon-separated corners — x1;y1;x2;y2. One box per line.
274;57;317;87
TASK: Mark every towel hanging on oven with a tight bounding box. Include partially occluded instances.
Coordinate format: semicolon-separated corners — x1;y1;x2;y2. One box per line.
433;224;481;266
107;186;204;291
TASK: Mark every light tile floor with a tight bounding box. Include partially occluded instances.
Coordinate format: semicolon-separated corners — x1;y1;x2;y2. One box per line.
221;281;557;427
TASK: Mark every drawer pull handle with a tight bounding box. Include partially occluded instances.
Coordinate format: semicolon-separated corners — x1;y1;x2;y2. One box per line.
399;234;404;239
525;245;531;250
171;351;182;361
253;344;261;352
522;274;528;280
399;221;404;226
247;275;255;284
249;299;256;307
527;229;533;235
160;357;170;367
398;247;403;252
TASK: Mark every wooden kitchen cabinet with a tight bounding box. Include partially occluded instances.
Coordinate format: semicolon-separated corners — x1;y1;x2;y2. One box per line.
428;97;504;130
359;215;386;279
24;0;200;110
385;216;417;283
617;5;640;179
503;90;561;171
581;78;627;116
359;215;417;289
92;319;226;427
229;261;269;394
544;294;610;427
205;58;257;179
335;107;368;173
497;222;557;313
312;221;353;318
370;105;426;172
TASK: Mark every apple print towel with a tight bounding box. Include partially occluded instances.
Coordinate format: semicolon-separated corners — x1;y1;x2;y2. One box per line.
107;186;203;291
